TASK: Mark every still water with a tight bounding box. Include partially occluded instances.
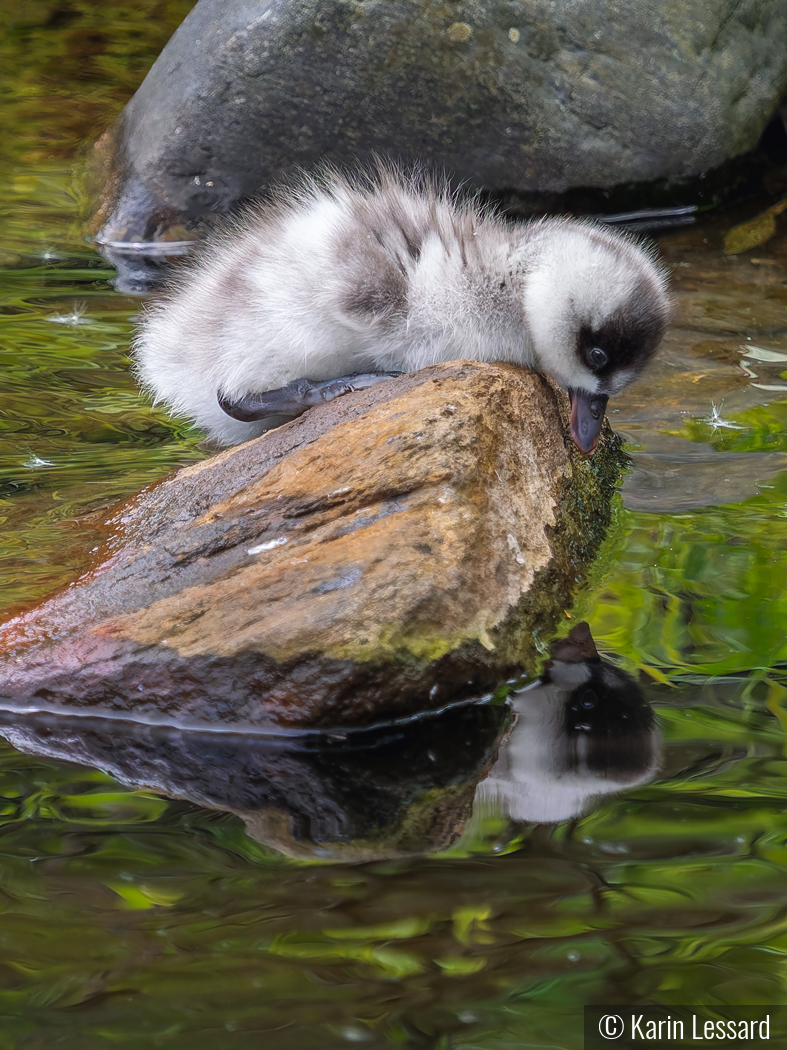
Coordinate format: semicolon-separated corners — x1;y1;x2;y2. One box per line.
3;4;787;1047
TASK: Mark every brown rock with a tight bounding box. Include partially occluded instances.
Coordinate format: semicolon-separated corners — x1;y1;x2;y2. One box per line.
0;361;624;729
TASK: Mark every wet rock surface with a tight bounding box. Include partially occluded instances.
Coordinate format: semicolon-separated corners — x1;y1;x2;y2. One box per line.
0;361;624;729
96;0;787;248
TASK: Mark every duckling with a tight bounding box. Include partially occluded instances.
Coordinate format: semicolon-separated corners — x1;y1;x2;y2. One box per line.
134;168;670;452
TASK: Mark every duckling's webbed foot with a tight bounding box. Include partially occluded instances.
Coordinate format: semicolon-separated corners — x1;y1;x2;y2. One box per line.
218;372;403;423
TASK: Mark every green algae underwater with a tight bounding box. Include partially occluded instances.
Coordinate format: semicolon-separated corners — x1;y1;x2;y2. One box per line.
4;3;787;1048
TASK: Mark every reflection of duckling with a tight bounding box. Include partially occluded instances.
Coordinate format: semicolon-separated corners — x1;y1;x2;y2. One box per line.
479;622;659;823
135;169;670;451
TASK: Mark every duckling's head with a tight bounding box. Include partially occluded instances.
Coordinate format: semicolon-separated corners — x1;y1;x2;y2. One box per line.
523;221;671;454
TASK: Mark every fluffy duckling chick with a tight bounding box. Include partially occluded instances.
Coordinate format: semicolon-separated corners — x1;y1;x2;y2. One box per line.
134;170;670;452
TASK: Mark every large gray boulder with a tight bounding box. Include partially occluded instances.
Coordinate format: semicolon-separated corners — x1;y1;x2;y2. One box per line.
96;0;787;250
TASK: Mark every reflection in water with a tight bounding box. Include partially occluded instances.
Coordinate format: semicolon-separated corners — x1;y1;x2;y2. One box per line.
480;622;659;823
0;624;657;857
0;702;510;861
97;238;197;296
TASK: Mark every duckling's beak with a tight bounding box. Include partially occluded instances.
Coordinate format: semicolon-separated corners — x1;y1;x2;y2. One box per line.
568;390;609;455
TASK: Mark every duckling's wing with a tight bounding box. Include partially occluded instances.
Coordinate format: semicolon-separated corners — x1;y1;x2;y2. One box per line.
327;193;423;331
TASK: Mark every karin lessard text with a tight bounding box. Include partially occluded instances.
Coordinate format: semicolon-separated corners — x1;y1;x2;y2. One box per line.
629;1015;770;1041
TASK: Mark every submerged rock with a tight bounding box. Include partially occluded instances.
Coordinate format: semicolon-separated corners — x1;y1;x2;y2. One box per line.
0;361;624;729
95;0;787;258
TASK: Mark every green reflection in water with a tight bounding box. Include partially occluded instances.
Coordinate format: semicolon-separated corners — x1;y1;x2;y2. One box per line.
0;255;205;612
683;400;787;455
0;1;205;615
579;485;787;678
0;677;787;1048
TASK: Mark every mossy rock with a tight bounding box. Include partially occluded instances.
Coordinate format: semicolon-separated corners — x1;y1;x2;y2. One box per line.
0;361;627;728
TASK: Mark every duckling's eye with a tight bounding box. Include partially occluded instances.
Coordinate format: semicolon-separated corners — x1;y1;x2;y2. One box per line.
589;347;608;370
